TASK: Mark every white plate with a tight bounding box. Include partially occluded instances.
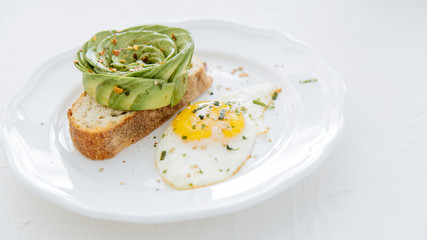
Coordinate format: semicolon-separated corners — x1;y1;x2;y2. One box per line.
0;19;345;223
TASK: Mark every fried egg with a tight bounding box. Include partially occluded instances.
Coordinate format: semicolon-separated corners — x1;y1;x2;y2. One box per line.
155;83;280;190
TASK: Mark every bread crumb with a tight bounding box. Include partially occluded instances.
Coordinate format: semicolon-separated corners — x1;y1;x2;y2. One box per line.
268;139;272;142
156;179;161;183
238;66;243;71
231;69;238;74
99;168;104;172
120;182;125;185
225;87;232;91
239;72;249;78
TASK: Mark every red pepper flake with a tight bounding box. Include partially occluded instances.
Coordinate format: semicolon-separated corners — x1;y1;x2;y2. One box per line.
112;49;120;56
171;34;176;41
111;38;118;45
160;61;165;65
99;50;106;56
73;60;78;64
113;86;123;93
109;67;117;72
87;69;93;73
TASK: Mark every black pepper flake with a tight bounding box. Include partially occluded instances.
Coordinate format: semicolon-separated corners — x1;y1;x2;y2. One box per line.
160;151;167;160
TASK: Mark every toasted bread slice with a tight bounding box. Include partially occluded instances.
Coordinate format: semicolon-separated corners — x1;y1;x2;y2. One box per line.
67;56;212;160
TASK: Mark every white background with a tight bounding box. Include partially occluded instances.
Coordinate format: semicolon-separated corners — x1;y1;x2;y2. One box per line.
1;0;426;239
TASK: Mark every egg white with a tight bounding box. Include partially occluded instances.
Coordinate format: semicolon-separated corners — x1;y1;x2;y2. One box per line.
155;83;279;189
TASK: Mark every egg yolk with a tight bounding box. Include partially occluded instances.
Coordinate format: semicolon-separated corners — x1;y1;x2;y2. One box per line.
172;101;245;141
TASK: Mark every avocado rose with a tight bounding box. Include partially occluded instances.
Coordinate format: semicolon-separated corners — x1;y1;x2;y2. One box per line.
74;25;194;110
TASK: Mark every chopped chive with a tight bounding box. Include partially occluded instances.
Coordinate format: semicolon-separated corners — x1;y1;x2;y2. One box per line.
299;78;317;84
272;92;278;100
199;168;203;174
227;168;230;172
253;99;268;107
183;153;187;157
199;115;204;120
213;101;220;106
241;106;247;113
192;125;196;129
206;114;210;117
162;169;167;174
182;135;187;140
192;104;208;113
219;169;223;172
215;157;218;161
189;183;193;187
209;91;214;95
160;151;166;160
253;99;274;109
201;124;206;129
226;145;239;151
162;134;165;138
243;136;247;140
153;136;157;139
218;109;226;120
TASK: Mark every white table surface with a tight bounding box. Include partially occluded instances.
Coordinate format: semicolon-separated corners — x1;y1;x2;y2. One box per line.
1;0;426;239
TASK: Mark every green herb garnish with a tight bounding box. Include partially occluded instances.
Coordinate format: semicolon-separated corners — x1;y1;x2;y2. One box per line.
272;92;278;100
299;78;317;84
160;151;166;161
213;101;220;106
218;109;226;120
253;99;274;109
192;104;208;113
243;136;247;140
182;135;187;140
226;145;239;151
162;169;167;174
199;115;204;120
201;124;206;129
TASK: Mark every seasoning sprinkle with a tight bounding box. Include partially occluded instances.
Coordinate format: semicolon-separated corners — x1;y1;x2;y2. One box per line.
272;92;278;100
218;109;226;120
198;115;204;120
182;135;187;140
113;49;120;56
192;104;208;113
162;169;168;174
111;38;118;45
113;86;123;94
213;101;220;106
226;145;239;151
299;78;317;84
243;136;247;140
160;151;167;160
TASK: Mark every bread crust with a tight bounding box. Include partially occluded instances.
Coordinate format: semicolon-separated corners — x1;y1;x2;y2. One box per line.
68;58;212;160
